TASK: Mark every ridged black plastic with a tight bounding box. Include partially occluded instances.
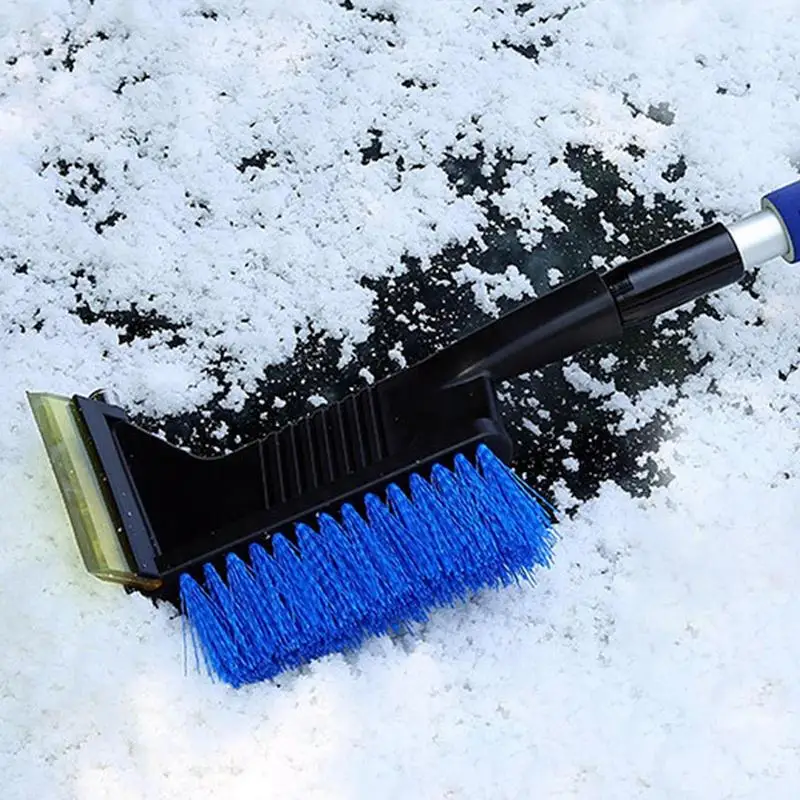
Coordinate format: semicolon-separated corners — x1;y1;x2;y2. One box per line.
72;224;744;603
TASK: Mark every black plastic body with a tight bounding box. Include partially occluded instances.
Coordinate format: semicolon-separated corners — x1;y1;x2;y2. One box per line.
69;224;744;604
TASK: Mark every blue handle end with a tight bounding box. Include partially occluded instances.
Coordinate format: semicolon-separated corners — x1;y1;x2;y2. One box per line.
762;180;800;263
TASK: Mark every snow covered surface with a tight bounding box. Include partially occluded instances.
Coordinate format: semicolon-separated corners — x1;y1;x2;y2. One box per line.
2;0;800;797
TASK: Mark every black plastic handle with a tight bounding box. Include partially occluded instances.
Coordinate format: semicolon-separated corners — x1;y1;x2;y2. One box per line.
604;223;744;327
442;270;623;385
431;223;744;386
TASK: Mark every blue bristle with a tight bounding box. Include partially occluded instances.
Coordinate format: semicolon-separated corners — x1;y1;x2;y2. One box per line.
429;461;506;588
453;453;523;583
295;521;363;649
224;554;284;678
180;446;555;686
407;471;476;595
266;534;343;661
385;484;448;603
339;502;411;634
475;445;556;573
314;513;385;633
363;493;432;625
179;571;243;686
245;543;305;669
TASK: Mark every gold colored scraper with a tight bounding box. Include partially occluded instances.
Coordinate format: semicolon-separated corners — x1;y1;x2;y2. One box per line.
27;392;160;591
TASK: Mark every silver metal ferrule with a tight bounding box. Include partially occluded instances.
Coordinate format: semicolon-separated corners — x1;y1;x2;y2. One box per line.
726;209;791;269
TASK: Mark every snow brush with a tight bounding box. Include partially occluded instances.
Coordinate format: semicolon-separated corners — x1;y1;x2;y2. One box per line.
28;181;800;687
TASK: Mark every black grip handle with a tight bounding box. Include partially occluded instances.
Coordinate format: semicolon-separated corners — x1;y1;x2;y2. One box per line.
417;222;745;389
443;270;624;385
603;223;744;327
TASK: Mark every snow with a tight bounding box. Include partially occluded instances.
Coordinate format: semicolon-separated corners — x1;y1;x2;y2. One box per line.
455;263;536;315
3;0;800;797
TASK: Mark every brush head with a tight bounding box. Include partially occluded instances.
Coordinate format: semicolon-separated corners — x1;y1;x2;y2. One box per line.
29;372;555;685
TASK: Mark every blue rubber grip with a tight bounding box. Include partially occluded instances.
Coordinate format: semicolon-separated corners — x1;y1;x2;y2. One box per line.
762;180;800;263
